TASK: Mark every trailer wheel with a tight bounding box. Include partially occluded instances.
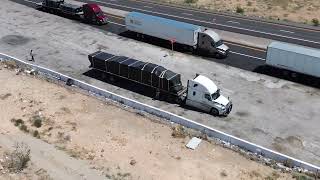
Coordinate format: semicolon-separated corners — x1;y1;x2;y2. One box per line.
210;108;219;116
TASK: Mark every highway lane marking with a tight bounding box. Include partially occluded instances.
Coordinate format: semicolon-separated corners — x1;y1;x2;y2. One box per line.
109;21;126;26
227;21;240;24
91;0;320;45
18;0;266;60
225;41;266;52
143;5;153;8
229;51;265;61
22;0;38;4
129;0;320;33
280;29;295;34
181;12;193;16
105;13;125;20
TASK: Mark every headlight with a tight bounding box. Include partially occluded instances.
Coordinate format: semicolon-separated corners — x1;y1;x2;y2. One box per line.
218;49;226;54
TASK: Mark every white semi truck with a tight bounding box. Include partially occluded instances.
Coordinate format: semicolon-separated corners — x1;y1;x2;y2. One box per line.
125;12;230;58
266;41;320;78
89;51;232;116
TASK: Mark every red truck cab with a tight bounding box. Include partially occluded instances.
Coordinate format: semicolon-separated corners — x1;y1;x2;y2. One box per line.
82;4;108;25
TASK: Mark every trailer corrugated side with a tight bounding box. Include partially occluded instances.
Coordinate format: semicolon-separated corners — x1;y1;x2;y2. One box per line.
88;51;185;95
266;42;320;78
125;12;201;47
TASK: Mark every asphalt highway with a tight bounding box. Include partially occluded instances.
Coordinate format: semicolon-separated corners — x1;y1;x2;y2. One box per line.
81;0;320;49
11;0;267;73
9;0;320;88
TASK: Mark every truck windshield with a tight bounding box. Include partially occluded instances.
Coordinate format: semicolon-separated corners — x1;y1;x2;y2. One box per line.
211;89;220;100
212;40;223;47
95;11;104;17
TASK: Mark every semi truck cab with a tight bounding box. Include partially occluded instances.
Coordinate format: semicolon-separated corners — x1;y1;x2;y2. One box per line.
82;4;108;25
185;75;232;116
198;29;229;58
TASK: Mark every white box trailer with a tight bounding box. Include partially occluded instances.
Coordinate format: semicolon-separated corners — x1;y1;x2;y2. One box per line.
125;12;201;46
125;12;229;58
266;42;320;78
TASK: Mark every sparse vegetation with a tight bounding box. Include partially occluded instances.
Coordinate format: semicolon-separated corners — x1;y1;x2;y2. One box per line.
19;124;29;133
0;93;12;100
184;0;197;3
236;6;245;14
1;142;31;172
11;118;24;127
292;172;314;180
247;1;252;6
220;170;228;177
171;125;187;138
312;18;319;26
31;115;43;128
33;130;40;138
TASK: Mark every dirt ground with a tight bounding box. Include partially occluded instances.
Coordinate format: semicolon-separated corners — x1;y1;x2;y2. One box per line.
156;0;320;24
0;64;300;179
1;0;320;166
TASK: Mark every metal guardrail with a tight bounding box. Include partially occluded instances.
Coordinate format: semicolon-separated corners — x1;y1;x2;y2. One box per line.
0;52;319;174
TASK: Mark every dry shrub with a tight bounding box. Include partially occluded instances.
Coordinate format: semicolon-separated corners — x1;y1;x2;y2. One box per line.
1;60;18;69
2;142;31;172
171;125;187;138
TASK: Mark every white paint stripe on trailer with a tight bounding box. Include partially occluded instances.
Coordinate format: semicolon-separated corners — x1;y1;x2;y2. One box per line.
1;52;319;173
91;0;320;45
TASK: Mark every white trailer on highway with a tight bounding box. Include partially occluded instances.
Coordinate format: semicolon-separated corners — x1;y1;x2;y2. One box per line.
266;42;320;78
125;12;229;58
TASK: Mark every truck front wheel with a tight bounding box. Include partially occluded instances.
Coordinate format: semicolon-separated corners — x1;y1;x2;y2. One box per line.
210;108;219;116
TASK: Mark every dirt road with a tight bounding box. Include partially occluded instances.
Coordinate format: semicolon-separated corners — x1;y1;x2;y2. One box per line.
0;64;298;179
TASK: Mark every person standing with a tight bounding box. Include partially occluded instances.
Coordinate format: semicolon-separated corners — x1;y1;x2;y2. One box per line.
29;50;34;62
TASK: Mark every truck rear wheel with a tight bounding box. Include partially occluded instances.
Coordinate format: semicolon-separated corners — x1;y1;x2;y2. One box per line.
210;108;219;116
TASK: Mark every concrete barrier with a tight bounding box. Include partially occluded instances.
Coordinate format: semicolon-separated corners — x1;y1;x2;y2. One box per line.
0;53;319;174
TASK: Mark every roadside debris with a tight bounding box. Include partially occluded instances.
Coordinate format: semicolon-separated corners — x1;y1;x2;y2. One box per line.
186;137;202;150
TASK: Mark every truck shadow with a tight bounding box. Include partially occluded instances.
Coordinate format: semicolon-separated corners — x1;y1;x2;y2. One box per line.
253;65;320;88
119;31;223;59
83;69;181;104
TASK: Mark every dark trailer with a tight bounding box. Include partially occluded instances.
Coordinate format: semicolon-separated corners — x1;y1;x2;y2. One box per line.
59;3;82;16
88;51;186;97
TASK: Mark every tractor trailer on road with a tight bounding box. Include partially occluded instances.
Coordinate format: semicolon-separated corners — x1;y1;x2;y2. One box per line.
125;12;230;58
36;0;108;25
88;51;233;116
266;42;320;78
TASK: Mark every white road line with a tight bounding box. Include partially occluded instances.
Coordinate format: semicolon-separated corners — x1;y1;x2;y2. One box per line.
280;29;295;34
109;21;126;27
23;0;37;4
230;51;265;61
19;0;266;61
91;0;320;45
181;12;193;16
227;20;240;24
143;5;153;8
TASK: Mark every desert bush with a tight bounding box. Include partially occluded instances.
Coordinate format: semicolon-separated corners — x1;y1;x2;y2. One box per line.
2;142;30;172
312;18;319;26
185;0;197;3
236;6;245;14
11;118;24;127
31;115;43;128
19;124;29;133
171;125;187;138
33;130;40;138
